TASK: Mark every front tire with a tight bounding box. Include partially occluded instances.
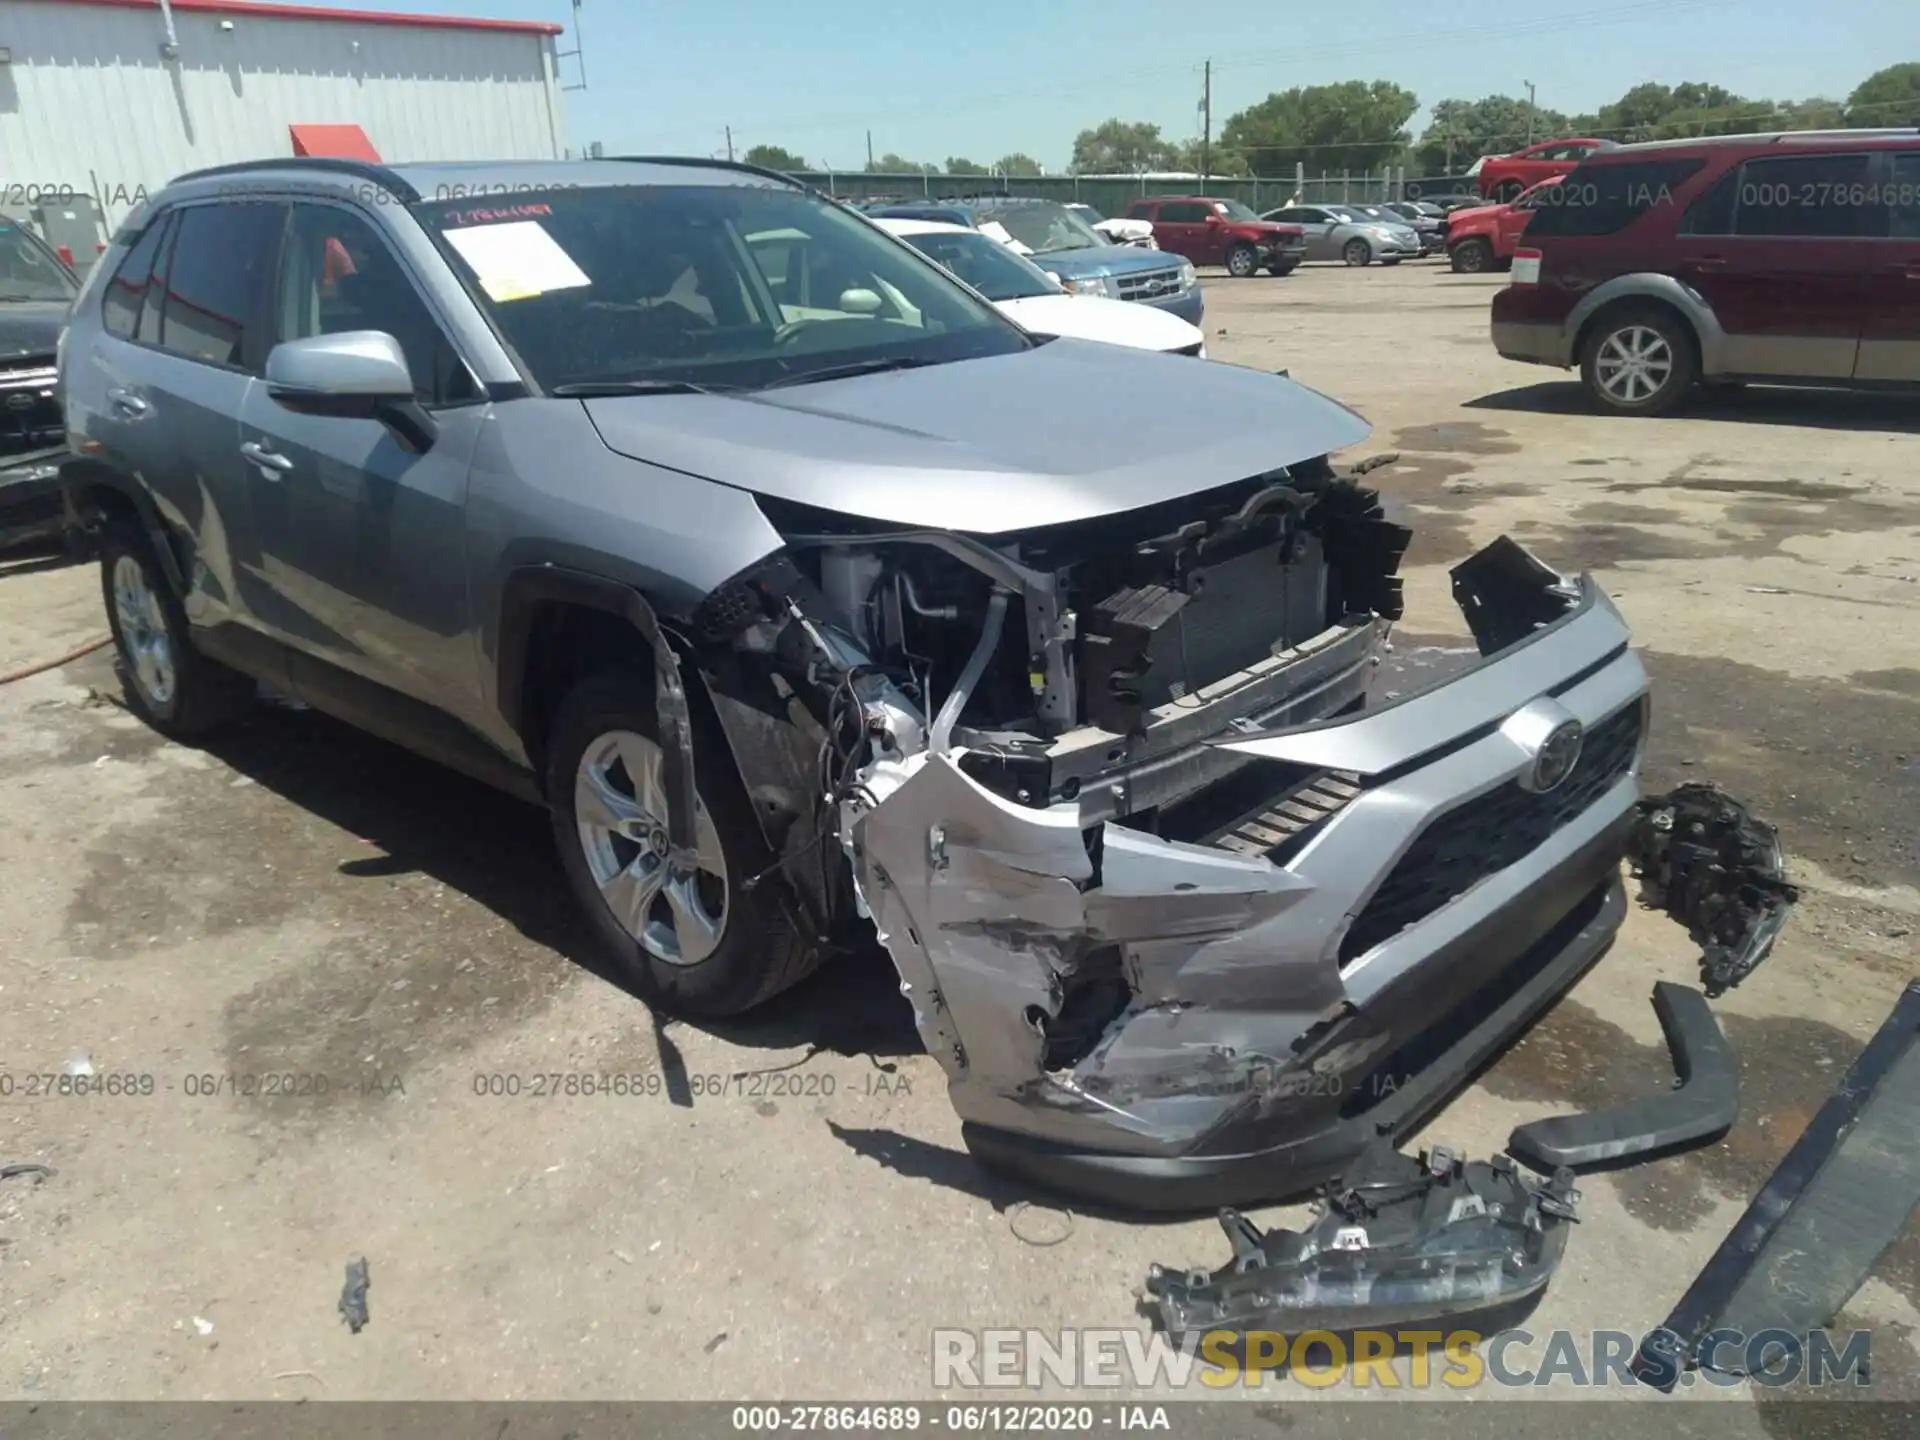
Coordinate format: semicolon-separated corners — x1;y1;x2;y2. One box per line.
1449;238;1493;273
1225;243;1259;278
99;522;253;737
1342;238;1372;267
1580;306;1697;417
546;669;821;1017
1267;260;1298;277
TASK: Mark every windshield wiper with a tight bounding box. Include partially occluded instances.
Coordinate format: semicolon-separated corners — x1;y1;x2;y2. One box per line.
550;378;734;397
759;356;940;390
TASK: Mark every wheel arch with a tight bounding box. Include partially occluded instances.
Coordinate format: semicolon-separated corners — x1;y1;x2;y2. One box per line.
59;459;186;596
1568;276;1723;376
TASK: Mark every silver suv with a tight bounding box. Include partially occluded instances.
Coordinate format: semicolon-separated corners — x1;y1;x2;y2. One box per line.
61;157;1650;1209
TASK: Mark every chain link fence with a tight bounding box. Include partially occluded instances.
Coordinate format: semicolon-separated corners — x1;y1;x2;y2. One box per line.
795;170;1481;212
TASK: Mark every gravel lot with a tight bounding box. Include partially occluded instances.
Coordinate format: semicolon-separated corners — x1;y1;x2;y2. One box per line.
1;260;1915;1421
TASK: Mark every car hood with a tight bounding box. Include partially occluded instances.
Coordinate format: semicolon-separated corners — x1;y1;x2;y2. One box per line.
1448;201;1507;227
1027;243;1181;278
994;294;1203;352
582;340;1367;534
0;301;68;364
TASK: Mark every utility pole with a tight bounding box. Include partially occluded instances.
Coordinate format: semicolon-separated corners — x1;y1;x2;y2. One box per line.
866;130;874;171
724;126;735;162
1524;81;1537;145
1200;59;1212;186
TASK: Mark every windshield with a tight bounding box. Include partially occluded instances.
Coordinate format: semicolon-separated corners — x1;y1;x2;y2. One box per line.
411;184;1029;390
898;230;1058;302
1215;201;1261;222
1067;202;1107;223
1514;179;1563;210
973;203;1104;254
0;224;78;303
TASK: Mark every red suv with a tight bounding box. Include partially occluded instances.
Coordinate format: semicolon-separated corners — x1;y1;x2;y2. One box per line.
1123;197;1307;277
1491;130;1920;415
1474;138;1617;203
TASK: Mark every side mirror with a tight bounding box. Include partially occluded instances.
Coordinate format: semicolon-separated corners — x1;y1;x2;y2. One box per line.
265;331;437;452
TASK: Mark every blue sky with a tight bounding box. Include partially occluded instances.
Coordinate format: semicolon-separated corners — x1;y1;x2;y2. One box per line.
356;0;1911;170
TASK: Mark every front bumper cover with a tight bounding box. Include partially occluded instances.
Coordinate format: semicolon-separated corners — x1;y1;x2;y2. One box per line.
844;534;1652;1212
0;447;66;549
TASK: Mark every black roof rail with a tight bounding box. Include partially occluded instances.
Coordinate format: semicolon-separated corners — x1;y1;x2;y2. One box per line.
169;156;420;202
597;154;807;190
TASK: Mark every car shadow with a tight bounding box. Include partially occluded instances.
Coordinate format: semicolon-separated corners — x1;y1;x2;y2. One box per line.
1466;379;1920;433
191;701;925;1072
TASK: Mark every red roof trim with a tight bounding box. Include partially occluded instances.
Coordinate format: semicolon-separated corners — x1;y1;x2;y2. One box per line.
50;0;564;38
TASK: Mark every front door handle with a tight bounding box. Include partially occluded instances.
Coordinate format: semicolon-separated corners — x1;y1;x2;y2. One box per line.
1688;256;1727;272
240;440;294;476
106;386;150;417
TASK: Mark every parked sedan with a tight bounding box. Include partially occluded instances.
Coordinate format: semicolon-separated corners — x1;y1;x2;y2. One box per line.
1378;201;1449;255
872;218;1204;354
1260;204;1423;266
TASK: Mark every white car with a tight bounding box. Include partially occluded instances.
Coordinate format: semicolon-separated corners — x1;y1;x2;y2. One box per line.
872;218;1205;356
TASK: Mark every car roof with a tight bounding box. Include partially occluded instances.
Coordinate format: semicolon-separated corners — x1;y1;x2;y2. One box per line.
1585;128;1920;160
872;217;974;237
152;155;801;209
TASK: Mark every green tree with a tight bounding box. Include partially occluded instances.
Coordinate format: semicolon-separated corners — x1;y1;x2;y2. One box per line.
994;152;1043;177
945;157;989;176
1220;80;1418;178
1413;95;1570;173
1070;119;1179;174
1175;137;1250;177
1846;62;1920;127
742;144;808;172
866;152;928;174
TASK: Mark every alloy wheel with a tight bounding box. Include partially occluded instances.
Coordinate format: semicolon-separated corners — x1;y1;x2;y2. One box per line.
573;729;728;966
112;554;176;708
1594;325;1675;406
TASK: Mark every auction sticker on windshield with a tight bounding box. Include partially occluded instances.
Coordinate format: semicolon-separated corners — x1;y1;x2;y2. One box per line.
442;219;591;303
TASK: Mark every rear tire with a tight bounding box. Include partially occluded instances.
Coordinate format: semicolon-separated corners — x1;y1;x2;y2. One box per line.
1579;305;1697;417
1225;243;1259;278
1342;238;1372;267
546;669;822;1018
1449;238;1493;273
99;521;253;738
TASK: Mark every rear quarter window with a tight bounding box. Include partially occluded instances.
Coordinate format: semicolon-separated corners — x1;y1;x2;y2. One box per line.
1522;158;1706;238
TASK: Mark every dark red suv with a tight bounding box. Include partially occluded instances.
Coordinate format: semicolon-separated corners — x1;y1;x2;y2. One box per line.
1123;197;1307;277
1491;129;1920;414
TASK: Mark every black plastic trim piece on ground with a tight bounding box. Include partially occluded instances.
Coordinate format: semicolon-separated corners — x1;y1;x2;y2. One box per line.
1508;981;1737;1173
1632;978;1920;1392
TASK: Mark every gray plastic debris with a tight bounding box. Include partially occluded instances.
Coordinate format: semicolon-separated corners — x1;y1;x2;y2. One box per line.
339;1257;371;1333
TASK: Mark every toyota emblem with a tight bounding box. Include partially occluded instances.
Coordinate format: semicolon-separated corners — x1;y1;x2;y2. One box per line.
1502;698;1586;793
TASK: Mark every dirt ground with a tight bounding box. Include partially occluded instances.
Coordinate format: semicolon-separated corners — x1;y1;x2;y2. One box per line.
1;261;1916;1420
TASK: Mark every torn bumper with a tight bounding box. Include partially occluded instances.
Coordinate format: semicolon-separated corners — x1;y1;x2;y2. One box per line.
845;538;1652;1212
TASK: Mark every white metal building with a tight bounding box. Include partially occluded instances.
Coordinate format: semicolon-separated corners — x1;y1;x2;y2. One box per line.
0;0;570;234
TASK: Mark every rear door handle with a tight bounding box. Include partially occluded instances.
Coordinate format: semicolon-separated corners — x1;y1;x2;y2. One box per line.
240;440;294;476
106;386;150;417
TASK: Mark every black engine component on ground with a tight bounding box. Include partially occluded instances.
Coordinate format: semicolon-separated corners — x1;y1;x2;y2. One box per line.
1508;981;1738;1173
1627;783;1800;996
1634;979;1920;1391
1144;1139;1580;1342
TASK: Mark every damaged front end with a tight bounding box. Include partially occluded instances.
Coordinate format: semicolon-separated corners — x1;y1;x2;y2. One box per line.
689;450;1669;1211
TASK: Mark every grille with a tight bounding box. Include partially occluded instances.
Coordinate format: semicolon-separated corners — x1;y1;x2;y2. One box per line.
1117;267;1186;301
1337;701;1644;965
0;357;62;457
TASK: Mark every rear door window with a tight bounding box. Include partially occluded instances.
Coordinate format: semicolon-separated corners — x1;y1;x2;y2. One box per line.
1887;152;1920;239
1727;154;1884;239
1523;159;1705;237
158;201;288;370
1159;202;1210;223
